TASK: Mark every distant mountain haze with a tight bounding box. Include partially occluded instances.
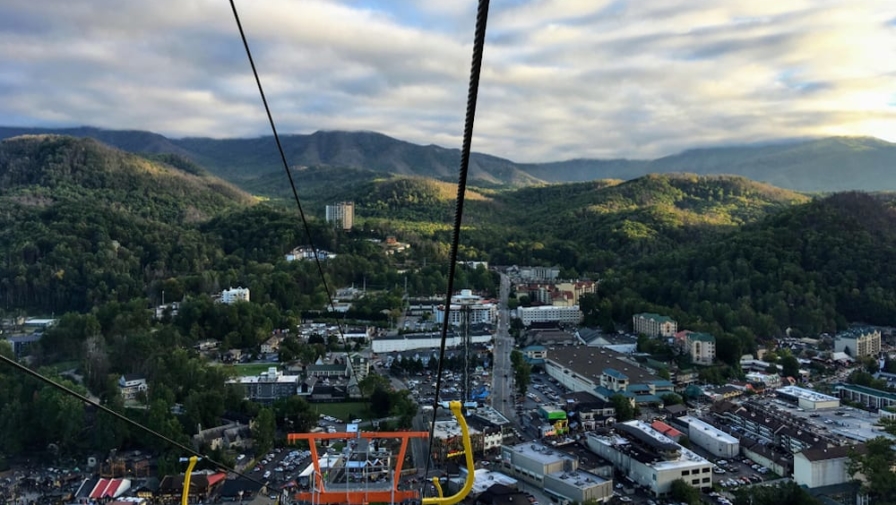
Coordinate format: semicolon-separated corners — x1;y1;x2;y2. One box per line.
1;126;894;192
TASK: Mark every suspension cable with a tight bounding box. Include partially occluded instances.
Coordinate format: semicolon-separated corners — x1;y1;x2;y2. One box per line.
0;354;266;486
423;0;491;489
228;0;347;344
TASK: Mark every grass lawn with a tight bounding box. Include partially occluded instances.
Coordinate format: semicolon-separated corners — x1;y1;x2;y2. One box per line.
231;363;279;376
310;402;372;422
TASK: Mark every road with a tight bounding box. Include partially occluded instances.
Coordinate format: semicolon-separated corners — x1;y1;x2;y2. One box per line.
491;273;516;421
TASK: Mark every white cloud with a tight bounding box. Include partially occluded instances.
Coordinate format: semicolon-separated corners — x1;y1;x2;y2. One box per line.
0;0;894;160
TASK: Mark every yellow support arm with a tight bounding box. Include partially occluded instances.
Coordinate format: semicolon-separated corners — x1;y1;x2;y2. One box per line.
422;401;475;505
180;456;199;505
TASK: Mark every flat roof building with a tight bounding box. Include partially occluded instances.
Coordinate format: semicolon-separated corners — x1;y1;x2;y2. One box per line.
776;386;840;410
500;442;612;504
675;416;739;458
227;367;300;403
518;305;582;327
544;346;673;405
835;383;896;410
585;421;713;497
794;445;865;489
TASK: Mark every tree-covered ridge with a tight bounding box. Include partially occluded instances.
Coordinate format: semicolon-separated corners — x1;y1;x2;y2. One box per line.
606;192;896;339
0;135;253;222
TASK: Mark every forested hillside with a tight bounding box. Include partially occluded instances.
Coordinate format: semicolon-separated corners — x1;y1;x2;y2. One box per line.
595;192;896;347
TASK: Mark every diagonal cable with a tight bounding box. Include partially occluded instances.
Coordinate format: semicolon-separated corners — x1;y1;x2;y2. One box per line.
422;0;491;491
228;0;347;343
0;354;266;486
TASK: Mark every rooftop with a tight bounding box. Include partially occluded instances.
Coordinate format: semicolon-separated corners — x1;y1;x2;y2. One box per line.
776;385;839;403
688;332;715;343
799;444;866;462
504;442;576;466
546;469;607;489
677;416;738;444
546;346;662;386
836;383;896;402
634;313;675;324
836;327;880;339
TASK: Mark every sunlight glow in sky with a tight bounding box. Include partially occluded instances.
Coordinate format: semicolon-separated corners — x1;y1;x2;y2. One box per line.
0;0;894;160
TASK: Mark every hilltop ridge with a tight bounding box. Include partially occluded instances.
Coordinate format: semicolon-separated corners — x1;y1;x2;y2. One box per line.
1;126;894;192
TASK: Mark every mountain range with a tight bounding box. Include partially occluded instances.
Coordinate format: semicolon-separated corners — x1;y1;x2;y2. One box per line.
1;126;894;193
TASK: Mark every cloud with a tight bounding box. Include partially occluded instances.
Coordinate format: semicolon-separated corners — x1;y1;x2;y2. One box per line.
0;0;894;161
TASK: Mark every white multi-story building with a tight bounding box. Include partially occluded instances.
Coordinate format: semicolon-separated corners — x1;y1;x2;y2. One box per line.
794;446;859;488
585;421;713;496
325;201;354;231
518;305;582;327
675;416;739;458
834;328;881;358
632;313;677;338
220;286;250;304
371;332;492;353
435;290;497;326
776;386;840;410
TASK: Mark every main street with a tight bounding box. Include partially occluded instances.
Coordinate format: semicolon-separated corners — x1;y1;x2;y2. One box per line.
491;272;516;421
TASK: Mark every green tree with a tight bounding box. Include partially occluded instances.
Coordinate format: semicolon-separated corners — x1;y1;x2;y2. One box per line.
370;388;393;418
252;408;276;456
661;393;683;406
849;437;896;504
610;394;635;422
733;481;821;505
670;479;700;505
780;355;800;378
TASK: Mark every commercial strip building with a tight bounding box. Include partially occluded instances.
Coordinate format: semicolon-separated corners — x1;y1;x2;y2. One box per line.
517;305;582;327
543;346;674;405
371;331;492;353
671;416;739;458
585;421;713;496
835;383;896;410
834;327;881;358
500;442;613;504
776;386;840;410
632;313;677;338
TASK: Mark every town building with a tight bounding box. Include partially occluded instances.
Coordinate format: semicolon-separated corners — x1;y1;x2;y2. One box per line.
432;420;503;461
435;290;498;326
834;327;881;358
510;265;560;281
776;386;840;410
835;383;896;410
675;331;716;365
349;353;370;380
220;286;250;304
371;330;492;353
632;313;677;338
261;334;284;354
517;305;582;327
227;367;300;403
5;333;43;358
325;201;354;230
500;442;613;504
585;421;713;496
794;445;865;488
285;246;334;261
544;346;674;406
119;374;148;400
673;416;739;458
562;391;617;430
708;401;838;455
745;371;782;388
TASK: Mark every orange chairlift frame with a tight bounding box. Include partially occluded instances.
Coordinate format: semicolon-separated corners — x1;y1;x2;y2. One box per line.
287;401;475;505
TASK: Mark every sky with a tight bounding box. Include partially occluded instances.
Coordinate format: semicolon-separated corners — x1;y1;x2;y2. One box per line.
1;0;895;161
